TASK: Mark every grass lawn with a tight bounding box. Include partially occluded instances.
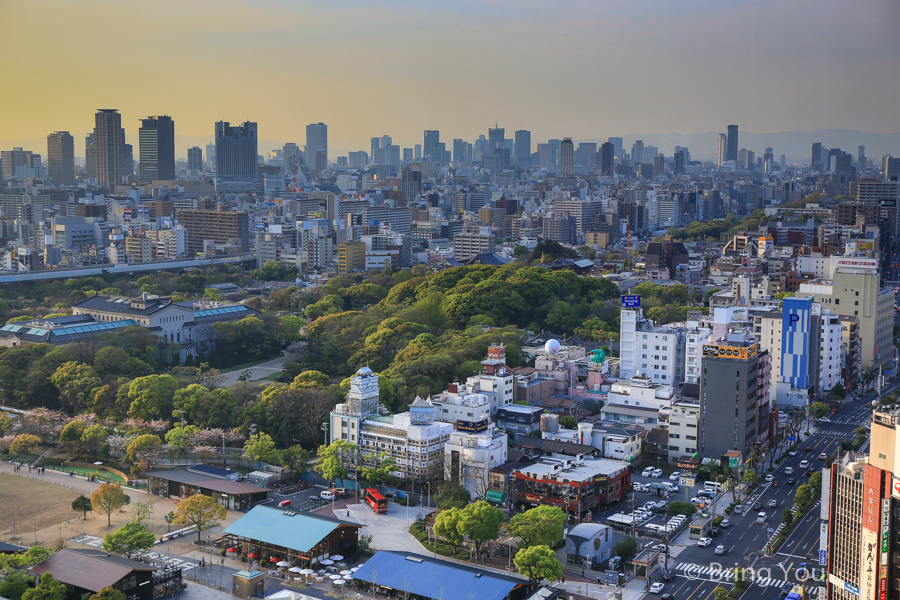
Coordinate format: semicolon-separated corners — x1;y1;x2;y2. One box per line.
47;465;127;484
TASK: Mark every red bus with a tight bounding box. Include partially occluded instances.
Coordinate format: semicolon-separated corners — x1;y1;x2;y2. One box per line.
364;488;387;514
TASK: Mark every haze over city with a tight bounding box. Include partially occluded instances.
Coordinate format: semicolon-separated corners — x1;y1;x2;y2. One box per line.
2;0;899;157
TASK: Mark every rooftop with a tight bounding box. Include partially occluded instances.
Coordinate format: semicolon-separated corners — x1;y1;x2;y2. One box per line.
516;456;630;481
143;469;270;495
224;506;361;553
31;549;156;592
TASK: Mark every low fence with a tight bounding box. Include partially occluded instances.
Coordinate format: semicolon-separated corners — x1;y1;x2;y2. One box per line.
63;460;130;483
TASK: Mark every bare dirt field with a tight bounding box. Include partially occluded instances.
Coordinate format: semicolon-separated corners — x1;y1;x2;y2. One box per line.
0;473;84;545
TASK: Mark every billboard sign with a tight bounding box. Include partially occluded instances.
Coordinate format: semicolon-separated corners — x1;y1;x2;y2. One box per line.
123;208;132;222
621;295;640;308
702;343;759;360
136;204;149;215
892;476;900;499
782;297;812;390
456;419;489;434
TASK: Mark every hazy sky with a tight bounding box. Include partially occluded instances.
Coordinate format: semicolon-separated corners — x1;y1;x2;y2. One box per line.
1;0;898;156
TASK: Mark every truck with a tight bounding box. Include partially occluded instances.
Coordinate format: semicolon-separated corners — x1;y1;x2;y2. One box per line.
605;513;636;527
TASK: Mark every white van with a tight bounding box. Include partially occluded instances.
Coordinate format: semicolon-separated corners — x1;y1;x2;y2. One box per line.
704;481;723;493
642;467;654;477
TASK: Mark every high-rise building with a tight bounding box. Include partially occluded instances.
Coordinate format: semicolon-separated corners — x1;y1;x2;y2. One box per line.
214;121;258;182
606;137;623;158
654;153;665;177
559;138;574;177
139;115;175;181
717;133;726;166
176;208;250;255
400;167;422;206
47;132;75;186
725;124;738;162
631;140;644;165
811;142;823;171
423;130;440;160
673;150;685;175
885;156;900;182
205;142;215;170
699;329;770;458
85;134;96;179
1;147;37;180
94;109;124;190
370;137;380;159
122;141;134;178
514;130;531;168
858;145;866;170
305;123;327;169
599;142;614;176
338;240;365;274
187;147;203;173
414;144;422;160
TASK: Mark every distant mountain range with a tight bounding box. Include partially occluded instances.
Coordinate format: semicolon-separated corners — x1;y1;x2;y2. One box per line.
2;128;897;164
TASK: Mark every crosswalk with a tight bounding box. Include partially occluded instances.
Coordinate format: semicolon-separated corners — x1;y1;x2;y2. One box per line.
672;562;792;589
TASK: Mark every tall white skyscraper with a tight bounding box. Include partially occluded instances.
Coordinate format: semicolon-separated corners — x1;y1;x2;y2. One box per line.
717;133;726;166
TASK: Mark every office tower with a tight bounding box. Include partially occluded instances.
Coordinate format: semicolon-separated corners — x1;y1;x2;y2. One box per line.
176;208;250;255
699;329;770;457
548;139;561;168
139;115;175;181
85;134;96;179
387;145;401;170
47;132;75;186
577;142;597;167
122;141;134;178
542;214;576;244
1;147;34;180
379;135;392;150
402;148;413;162
93;109;124;190
717;133;726;166
400;168;422;206
414;144;422;160
559;138;574;177
488;127;505;155
654;153;665;177
811;142;823;170
630;140;644;165
832;153;852;176
672;150;684;175
885;156;900;182
348;151;368;170
306;123;328;170
538;144;551;169
424;130;440;159
187;147;203;173
514;130;531;168
599;142;614;176
725;125;738;162
370;137;380;158
858;145;866;169
215;121;258;182
205;142;215;170
780;154;786;168
607;137;623;158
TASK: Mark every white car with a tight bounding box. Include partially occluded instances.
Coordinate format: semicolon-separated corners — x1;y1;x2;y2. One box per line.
642;467;655;477
715;544;726;555
765;474;774;482
788;450;797;457
799;460;809;469
720;518;731;528
649;582;665;594
784;467;794;475
697;537;713;547
756;512;767;524
819;452;827;460
820;417;831;423
669;471;682;481
690;497;705;505
652;468;663;478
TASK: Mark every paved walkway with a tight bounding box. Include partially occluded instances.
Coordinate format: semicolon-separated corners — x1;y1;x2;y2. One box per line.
219;354;297;386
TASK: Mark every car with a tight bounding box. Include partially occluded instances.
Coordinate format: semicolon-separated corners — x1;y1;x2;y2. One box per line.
819;452;828;460
720;518;731;528
277;499;292;508
652;544;669;554
752;502;762;511
697;489;714;498
787;478;797;485
784;467;794;475
756;512;767;523
806;468;815;476
709;527;721;537
820;417;831;423
649;582;665;594
715;544;726;555
319;490;335;501
697;537;713;547
309;495;326;503
805;446;812;452
661;571;675;582
669;471;682;481
799;460;809;469
654;501;668;509
766;474;774;482
328;488;346;498
690;497;705;505
652;468;663;478
661;595;675;600
788;450;797;457
768;499;778;508
642;467;655;477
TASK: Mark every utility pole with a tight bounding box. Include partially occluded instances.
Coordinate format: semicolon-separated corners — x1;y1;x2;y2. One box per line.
663;503;669;573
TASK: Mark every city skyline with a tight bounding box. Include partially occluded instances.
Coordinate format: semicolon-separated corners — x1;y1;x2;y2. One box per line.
1;0;898;157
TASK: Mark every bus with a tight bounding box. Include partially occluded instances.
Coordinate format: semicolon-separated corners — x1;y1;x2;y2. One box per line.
364;488;388;514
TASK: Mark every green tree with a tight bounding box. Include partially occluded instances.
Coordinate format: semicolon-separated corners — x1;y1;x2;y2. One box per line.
0;568;33;600
558;415;577;429
279;444;310;475
667;501;697;517
21;573;66;600
434;483;471;510
9;434;41;455
358;451;397;488
102;521;155;559
59;420;88;453
125;374;178;420
794;483;814;509
713;587;729;600
51;362;101;412
782;508;793;526
809;471;823;494
614;537;637;560
125;434;162;468
811;402;828;420
290;370;330;389
313;439;356;484
831;382;846;399
513;545;564;583
91;483;129;526
457;500;504;556
173;494;227;544
89;587;127;600
742;469;757;485
131;501;150;525
164;423;201;457
203;288;222;302
432;507;465;555
242;432;279;469
506;505;566;549
72;495;93;518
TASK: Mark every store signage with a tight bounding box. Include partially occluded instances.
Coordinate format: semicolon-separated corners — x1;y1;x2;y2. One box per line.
892;476;900;499
457;419;489;434
621;295;640;308
702;343;758;360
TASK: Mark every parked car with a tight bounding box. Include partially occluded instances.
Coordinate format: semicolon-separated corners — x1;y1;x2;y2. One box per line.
715;545;726;555
320;490;335;501
669;471;682;481
652;468;663;478
277;500;292;508
649;582;665;594
697;489;714;498
697;537;713;547
690;497;705;505
642;467;655;477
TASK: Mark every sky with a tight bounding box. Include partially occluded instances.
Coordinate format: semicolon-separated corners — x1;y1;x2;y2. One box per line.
1;0;899;157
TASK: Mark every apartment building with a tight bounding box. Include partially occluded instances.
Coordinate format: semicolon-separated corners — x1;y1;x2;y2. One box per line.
619;307;685;385
176;207;250;255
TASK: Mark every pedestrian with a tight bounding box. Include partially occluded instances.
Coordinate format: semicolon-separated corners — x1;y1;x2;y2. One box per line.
221;557;224;566
582;569;585;578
